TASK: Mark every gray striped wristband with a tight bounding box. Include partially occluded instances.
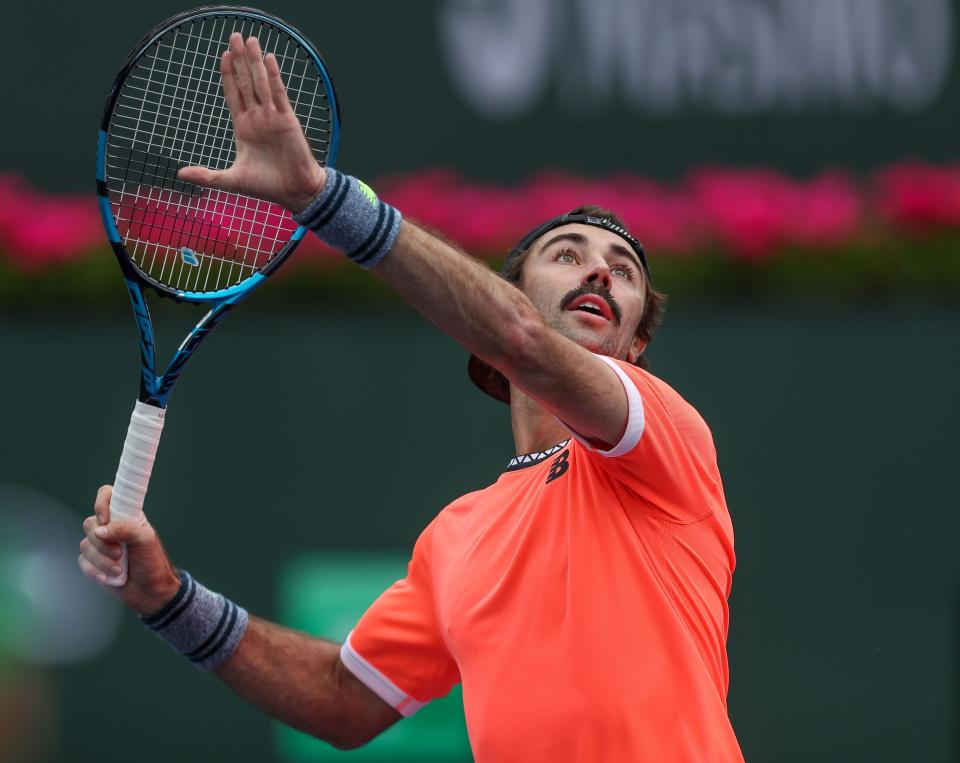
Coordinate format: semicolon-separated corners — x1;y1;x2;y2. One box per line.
141;571;249;672
292;168;402;269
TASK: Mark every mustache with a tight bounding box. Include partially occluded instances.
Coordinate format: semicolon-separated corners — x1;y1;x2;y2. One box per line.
560;283;622;325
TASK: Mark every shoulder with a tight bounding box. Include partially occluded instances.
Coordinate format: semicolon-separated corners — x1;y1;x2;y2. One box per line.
573;360;725;523
419;483;497;545
579;357;713;457
432;485;492;525
607;359;691;408
609;359;713;439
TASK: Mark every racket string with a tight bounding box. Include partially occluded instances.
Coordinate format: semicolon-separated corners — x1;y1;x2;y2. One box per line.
175;15;236;292
111;185;295;269
226;18;276;288
106;14;333;293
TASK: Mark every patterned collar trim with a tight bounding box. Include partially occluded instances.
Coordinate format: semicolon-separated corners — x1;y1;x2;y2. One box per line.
505;440;571;472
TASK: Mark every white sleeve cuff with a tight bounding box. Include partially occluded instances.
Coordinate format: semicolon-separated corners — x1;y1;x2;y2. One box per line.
340;632;428;717
567;355;645;457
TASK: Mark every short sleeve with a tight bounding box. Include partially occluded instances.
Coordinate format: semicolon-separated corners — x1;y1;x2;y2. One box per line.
567;356;725;523
340;522;459;716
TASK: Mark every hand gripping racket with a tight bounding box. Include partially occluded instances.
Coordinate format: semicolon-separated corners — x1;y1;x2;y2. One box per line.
96;5;339;585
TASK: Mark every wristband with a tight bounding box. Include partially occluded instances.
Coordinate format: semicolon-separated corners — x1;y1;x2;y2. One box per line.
293;168;402;269
141;571;249;672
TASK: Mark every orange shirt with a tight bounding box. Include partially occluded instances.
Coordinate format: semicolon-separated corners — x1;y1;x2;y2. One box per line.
341;358;743;762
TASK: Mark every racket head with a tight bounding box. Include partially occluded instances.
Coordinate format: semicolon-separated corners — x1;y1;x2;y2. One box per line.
96;5;340;303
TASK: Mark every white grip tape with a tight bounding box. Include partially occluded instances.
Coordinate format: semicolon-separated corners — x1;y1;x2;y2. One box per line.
106;400;165;587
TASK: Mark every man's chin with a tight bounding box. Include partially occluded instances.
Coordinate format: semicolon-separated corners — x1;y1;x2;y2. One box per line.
554;321;619;357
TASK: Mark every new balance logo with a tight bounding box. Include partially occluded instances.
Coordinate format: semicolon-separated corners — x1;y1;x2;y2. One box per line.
546;450;570;484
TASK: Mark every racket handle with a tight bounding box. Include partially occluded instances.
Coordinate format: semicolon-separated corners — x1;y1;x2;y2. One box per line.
105;400;166;587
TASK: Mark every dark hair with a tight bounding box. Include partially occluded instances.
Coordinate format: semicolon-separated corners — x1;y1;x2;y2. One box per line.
500;205;666;370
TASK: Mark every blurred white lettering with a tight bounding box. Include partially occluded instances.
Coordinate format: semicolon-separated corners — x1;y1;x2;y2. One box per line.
438;0;555;118
439;0;952;118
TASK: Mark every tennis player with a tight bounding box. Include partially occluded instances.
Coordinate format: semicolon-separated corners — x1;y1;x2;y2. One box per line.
80;33;744;761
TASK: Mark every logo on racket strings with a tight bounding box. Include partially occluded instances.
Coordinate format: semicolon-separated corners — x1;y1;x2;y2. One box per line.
180;248;199;267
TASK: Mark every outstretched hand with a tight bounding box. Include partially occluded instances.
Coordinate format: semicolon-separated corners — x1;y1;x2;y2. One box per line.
177;33;326;213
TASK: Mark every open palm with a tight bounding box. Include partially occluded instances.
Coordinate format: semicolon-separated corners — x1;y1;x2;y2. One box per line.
178;33;325;213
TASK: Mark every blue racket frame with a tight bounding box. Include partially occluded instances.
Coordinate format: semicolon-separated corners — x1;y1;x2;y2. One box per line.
96;5;339;408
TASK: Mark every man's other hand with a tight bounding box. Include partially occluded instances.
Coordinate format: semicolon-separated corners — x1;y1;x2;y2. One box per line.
78;485;181;617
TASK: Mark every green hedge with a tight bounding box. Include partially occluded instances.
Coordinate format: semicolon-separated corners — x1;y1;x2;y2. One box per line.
4;234;960;312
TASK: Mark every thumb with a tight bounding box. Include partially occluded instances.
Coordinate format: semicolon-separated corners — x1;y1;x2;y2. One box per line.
94;515;153;548
177;165;238;192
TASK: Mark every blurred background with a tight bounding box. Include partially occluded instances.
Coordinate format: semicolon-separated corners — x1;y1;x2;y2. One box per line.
1;1;958;761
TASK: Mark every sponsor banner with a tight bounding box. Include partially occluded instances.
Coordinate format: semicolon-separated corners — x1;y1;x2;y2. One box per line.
3;0;958;189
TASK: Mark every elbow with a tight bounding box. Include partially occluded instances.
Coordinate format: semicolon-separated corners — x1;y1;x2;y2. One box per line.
310;723;378;752
311;659;397;751
326;731;372;752
299;655;400;751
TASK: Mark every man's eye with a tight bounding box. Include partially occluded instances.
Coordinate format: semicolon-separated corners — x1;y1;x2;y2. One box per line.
556;249;578;263
612;264;633;279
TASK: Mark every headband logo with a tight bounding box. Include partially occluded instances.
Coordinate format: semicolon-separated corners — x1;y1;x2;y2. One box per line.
584;216;635;244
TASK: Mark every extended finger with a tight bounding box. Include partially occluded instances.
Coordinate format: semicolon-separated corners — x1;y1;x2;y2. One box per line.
264;53;292;114
220;50;244;114
80;538;123;578
177;165;238;193
245;36;270;107
95;485;112;524
229;33;255;108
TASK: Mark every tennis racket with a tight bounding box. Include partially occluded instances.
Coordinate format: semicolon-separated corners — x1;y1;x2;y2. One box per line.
96;5;340;585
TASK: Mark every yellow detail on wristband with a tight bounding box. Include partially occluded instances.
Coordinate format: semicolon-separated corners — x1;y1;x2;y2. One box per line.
357;180;379;207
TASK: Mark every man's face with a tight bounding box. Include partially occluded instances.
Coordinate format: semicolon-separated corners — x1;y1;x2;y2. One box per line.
519;223;648;363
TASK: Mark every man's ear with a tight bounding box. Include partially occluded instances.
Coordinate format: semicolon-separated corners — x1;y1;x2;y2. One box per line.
626;336;647;364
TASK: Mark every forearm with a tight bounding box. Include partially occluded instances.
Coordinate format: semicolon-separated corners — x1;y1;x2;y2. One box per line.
296;173;629;441
370;221;617;419
214;617;399;749
372;221;546;371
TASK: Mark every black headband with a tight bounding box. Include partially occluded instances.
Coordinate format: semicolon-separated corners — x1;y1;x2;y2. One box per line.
503;212;649;276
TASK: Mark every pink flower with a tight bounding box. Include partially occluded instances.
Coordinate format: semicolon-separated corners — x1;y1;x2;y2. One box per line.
380;170;709;256
12;163;958;272
379;170;522;252
0;175;103;270
790;171;864;248
686;168;863;259
873;162;960;232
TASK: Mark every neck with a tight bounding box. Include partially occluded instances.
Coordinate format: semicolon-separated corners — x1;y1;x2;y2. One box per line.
509;386;571;455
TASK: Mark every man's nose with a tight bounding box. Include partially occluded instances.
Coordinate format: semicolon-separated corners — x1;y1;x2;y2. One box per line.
584;261;611;289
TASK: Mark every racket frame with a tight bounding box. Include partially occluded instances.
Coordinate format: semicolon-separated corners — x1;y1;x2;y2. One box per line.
95;4;340;408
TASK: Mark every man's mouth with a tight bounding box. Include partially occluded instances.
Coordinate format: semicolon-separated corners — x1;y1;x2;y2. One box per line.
564;292;619;323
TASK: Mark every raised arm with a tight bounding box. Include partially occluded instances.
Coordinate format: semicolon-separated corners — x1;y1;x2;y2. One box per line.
374;223;639;446
78;486;399;749
178;33;636;446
